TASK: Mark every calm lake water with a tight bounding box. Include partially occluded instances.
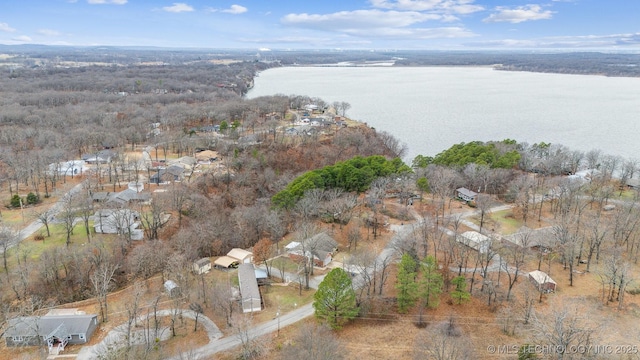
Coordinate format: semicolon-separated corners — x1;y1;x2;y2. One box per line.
247;66;640;162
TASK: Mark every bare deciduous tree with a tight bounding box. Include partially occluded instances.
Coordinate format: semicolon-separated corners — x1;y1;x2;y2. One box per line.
281;322;344;360
232;314;267;360
531;300;599;360
413;317;475;360
91;261;119;322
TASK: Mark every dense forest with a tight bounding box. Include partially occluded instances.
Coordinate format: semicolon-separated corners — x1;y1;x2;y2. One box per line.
0;48;405;311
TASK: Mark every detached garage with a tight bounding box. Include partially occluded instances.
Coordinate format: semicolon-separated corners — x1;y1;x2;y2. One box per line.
528;270;556;293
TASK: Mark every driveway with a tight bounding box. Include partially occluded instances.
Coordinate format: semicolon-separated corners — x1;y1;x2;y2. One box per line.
77;309;222;360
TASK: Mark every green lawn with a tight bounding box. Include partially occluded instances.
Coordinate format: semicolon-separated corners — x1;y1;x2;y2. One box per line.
0;221;117;275
489;209;522;235
469;209;522;235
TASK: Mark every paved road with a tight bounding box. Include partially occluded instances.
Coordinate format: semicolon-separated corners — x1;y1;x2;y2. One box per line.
167;303;315;360
166;223;412;360
77;309;223;360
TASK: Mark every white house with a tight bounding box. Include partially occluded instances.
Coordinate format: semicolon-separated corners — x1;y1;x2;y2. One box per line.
456;231;491;253
48;160;89;177
456;187;478;202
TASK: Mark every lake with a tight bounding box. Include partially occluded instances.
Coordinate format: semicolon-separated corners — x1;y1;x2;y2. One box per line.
246;66;640;162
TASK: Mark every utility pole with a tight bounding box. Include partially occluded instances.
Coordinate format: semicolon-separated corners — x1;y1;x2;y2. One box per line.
276;307;280;336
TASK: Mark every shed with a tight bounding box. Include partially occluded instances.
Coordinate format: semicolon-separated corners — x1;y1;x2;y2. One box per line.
456;187;478;202
238;264;262;313
528;270;556;293
164;280;180;297
193;258;212;274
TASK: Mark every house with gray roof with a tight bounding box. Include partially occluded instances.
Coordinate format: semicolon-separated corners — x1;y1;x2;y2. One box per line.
287;232;338;267
4;309;98;354
91;189;150;206
150;165;185;184
81;149;117;164
456;187;478;202
238;264;262;313
93;209;144;240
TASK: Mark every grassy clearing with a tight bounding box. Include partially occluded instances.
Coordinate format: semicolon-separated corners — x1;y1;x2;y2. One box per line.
0;221;117;275
253;282;315;323
489;209;522;235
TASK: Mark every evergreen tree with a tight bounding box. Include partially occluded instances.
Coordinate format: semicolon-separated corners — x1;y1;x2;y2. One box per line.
313;268;359;329
451;276;471;305
10;194;22;208
396;253;418;313
420;255;443;309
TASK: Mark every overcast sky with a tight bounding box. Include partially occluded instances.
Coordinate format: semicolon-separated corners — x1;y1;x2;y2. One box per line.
1;0;639;50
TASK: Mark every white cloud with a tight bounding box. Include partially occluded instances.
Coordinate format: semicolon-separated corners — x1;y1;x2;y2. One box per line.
483;5;553;23
466;32;640;49
281;9;477;42
344;26;476;39
0;22;16;33
222;4;248;14
282;10;444;30
87;0;127;4
369;0;483;14
162;3;194;13
38;29;61;36
13;35;32;42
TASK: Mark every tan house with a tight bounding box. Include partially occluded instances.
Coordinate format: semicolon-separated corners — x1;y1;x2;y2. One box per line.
193;258;212;274
528;270;556;293
214;248;253;268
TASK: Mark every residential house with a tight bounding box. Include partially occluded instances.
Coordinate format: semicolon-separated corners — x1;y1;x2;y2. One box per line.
238;264;262;313
195;150;218;163
287;233;338;267
456;187;478;202
238;134;260;148
193;258;212;274
456;231;491;254
93;209;144;241
626;178;640;189
81;149;116;164
150;165;185;184
48;160;88;177
4;309;98;354
528;270;556;293
168;156;197;169
91;189;150;206
504;226;554;252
